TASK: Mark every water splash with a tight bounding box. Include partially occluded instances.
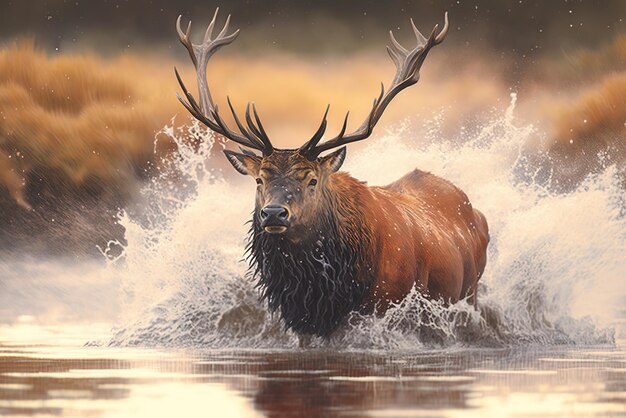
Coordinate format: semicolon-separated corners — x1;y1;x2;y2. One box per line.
107;96;624;349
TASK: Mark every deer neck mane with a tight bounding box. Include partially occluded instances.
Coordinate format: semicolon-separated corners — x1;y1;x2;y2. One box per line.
247;172;375;337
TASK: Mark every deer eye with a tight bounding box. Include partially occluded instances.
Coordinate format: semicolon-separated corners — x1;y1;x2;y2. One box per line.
256;178;263;186
308;178;318;187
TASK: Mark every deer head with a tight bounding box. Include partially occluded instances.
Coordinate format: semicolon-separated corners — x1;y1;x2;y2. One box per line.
175;8;448;235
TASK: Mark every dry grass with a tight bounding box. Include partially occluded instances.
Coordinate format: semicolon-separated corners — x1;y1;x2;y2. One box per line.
530;35;626;86
0;40;507;211
539;72;626;185
513;34;626;188
0;35;625;253
570;35;626;81
552;73;626;143
0;40;180;208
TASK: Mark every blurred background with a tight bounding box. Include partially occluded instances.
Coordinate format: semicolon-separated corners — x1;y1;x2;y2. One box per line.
0;0;624;256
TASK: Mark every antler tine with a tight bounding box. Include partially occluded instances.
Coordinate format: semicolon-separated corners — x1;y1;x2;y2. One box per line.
174;68;214;126
244;103;264;141
388;31;409;56
310;84;380;156
298;105;330;154
227;97;256;140
301;13;448;159
435;12;449;45
217;14;232;39
174;8;274;155
386;44;402;68
176;68;265;150
214;104;268;150
336;112;350;139
424;24;439;54
251;103;274;153
204;8;219;42
176;91;211;128
409;18;428;45
176;15;197;67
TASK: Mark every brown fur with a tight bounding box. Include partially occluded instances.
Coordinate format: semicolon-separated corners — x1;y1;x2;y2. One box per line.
329;168;489;312
236;149;489;335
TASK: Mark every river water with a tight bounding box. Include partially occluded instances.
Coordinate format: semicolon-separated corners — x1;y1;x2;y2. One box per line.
0;96;624;416
0;321;625;417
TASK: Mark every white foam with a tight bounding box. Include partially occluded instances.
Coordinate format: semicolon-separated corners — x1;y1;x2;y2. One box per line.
106;95;624;349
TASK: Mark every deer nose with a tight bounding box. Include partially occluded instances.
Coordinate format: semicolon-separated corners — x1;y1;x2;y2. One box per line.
260;205;289;221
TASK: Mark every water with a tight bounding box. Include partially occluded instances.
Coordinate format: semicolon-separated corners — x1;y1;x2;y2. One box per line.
1;94;625;416
105;94;625;349
1;324;625;417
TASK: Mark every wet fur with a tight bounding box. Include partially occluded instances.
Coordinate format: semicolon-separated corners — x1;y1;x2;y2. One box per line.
243;155;489;338
247;180;376;337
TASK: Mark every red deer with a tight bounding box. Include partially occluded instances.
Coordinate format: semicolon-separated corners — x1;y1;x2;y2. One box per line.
175;9;489;337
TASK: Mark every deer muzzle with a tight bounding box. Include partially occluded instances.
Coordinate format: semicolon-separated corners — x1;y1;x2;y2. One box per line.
260;205;290;234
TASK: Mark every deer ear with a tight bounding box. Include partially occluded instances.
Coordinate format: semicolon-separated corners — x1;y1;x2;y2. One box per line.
223;150;261;176
320;147;346;173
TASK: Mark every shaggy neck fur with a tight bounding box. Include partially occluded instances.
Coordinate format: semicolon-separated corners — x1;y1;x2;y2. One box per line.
247;174;376;337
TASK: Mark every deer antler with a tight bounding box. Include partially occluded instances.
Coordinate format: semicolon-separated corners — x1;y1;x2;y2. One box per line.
175;8;274;155
299;13;449;160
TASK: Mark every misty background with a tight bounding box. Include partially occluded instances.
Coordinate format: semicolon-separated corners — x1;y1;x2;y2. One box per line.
0;0;625;256
2;1;625;58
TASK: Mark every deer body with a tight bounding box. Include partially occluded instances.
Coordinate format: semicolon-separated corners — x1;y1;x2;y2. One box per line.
175;9;489;337
249;165;489;336
362;169;488;311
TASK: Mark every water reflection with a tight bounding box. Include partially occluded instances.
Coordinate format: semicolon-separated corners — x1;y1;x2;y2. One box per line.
1;335;625;418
